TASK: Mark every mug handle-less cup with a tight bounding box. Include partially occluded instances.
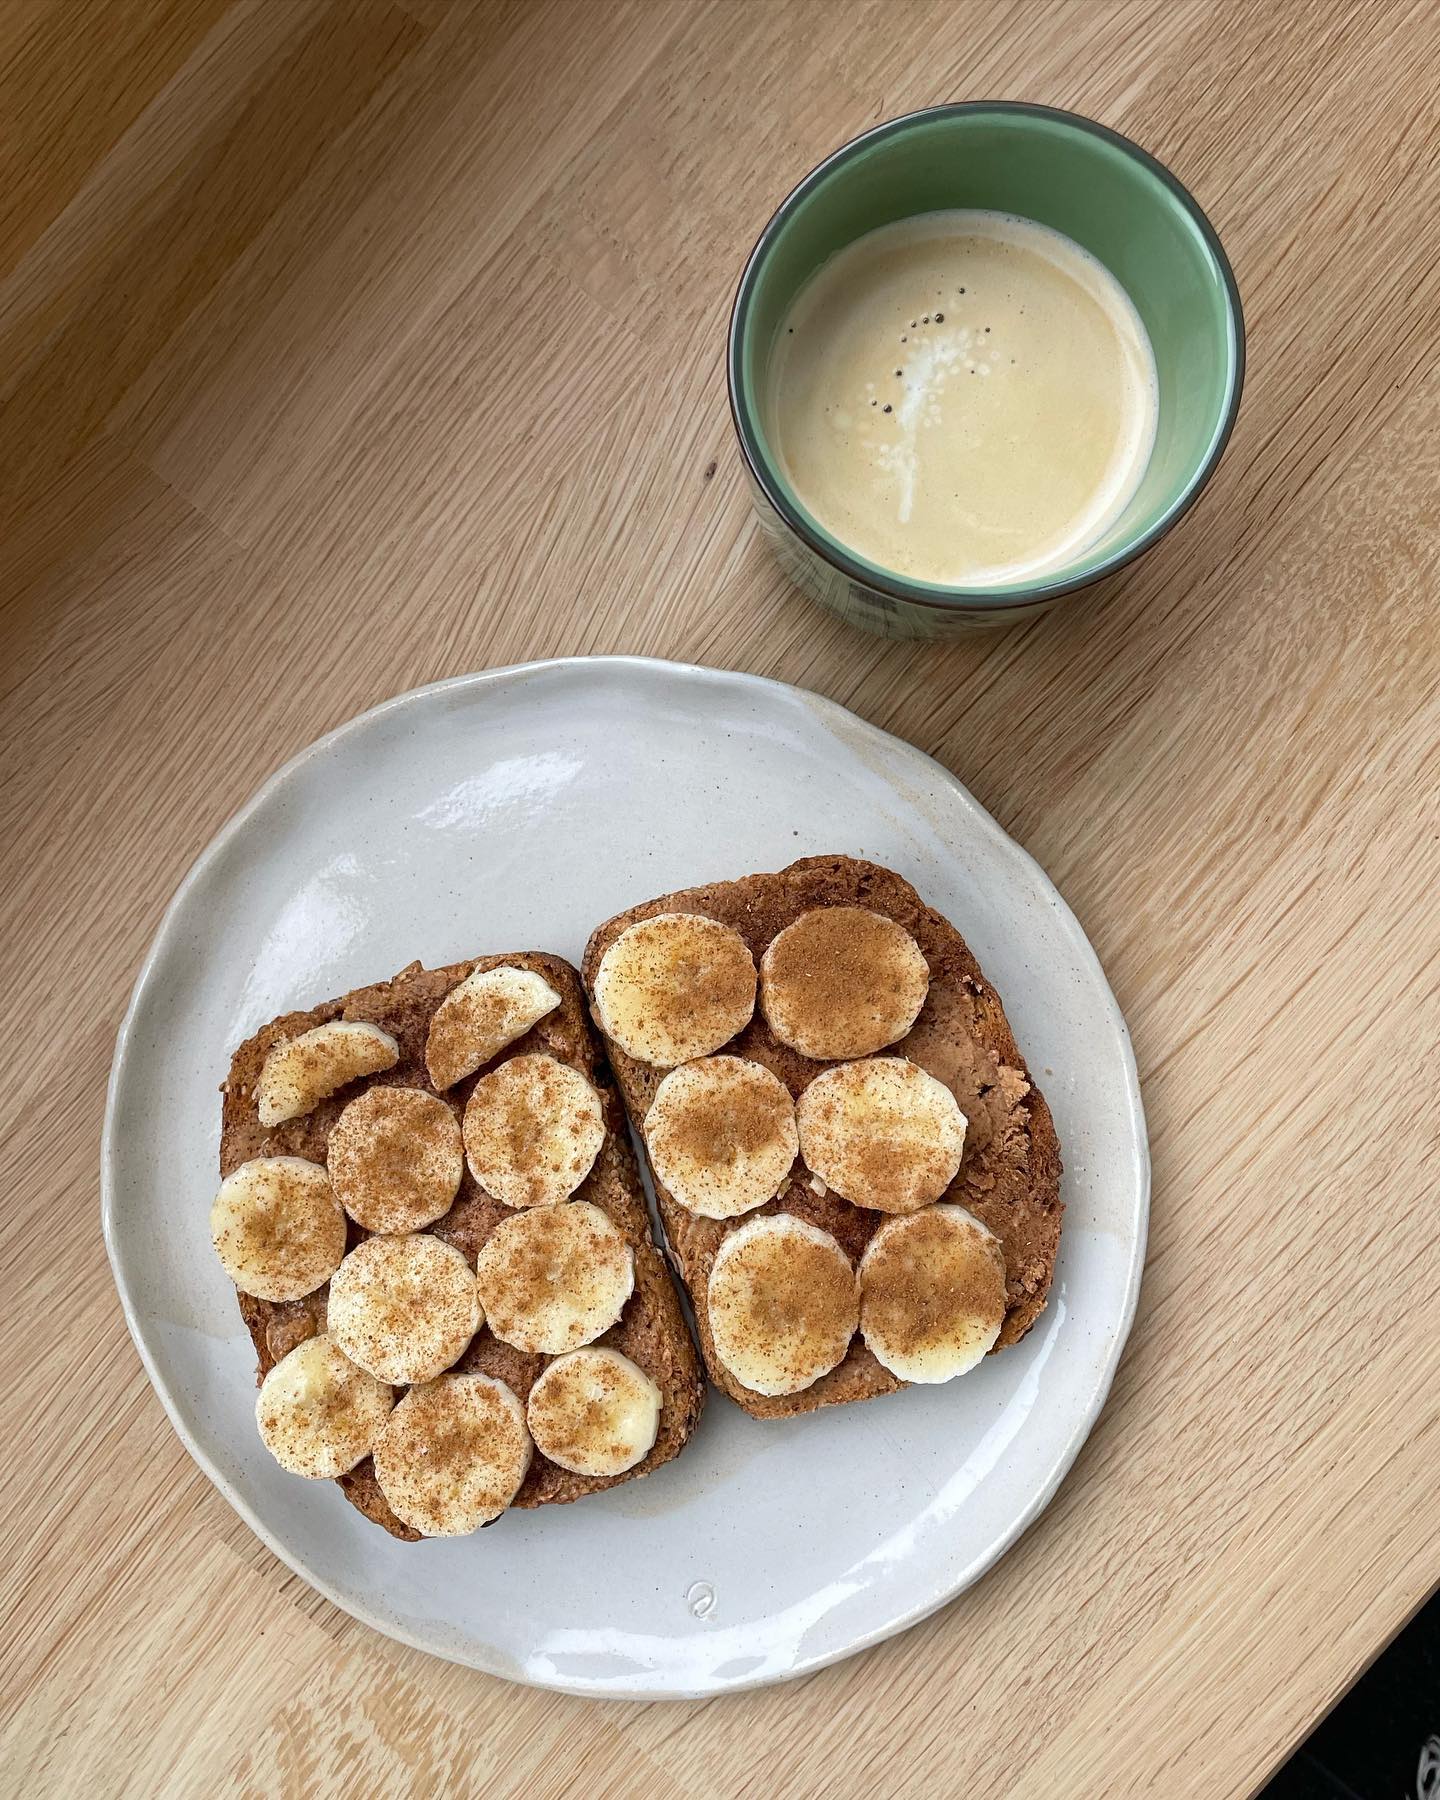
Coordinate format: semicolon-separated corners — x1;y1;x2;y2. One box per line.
728;103;1245;637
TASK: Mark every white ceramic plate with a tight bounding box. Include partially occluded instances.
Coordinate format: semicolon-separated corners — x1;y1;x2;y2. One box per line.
103;656;1147;1699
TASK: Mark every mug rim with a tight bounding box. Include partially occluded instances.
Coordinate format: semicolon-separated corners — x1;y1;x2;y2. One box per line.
726;101;1246;613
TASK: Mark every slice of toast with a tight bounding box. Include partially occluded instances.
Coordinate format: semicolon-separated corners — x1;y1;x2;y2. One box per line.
221;953;704;1539
582;856;1063;1421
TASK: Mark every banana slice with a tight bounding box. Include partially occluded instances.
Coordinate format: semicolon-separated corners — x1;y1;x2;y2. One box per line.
211;1156;346;1300
326;1232;480;1383
425;964;562;1091
328;1086;463;1233
473;1200;633;1354
462;1052;605;1208
526;1346;661;1477
373;1372;532;1535
760;906;929;1059
593;912;757;1067
796;1057;966;1214
859;1204;1006;1382
256;1335;394;1478
644;1055;798;1219
706;1213;858;1395
255;1020;399;1127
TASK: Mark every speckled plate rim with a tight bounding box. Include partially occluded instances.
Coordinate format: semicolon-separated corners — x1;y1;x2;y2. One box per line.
102;655;1149;1699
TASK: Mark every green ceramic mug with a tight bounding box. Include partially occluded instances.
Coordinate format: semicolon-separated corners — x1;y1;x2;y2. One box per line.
728;103;1244;637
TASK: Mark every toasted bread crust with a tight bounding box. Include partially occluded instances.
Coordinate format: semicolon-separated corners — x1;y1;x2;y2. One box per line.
223;953;704;1538
582;857;1063;1421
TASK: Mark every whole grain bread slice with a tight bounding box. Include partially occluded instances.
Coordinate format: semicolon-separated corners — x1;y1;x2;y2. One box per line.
222;952;704;1539
581;856;1063;1421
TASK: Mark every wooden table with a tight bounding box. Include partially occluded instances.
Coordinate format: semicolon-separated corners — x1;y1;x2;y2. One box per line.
4;1;1438;1793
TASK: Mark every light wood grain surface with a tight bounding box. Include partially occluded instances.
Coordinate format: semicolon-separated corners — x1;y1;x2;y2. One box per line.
3;0;1438;1794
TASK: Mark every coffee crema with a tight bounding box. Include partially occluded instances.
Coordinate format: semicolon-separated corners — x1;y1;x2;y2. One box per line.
765;211;1158;587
